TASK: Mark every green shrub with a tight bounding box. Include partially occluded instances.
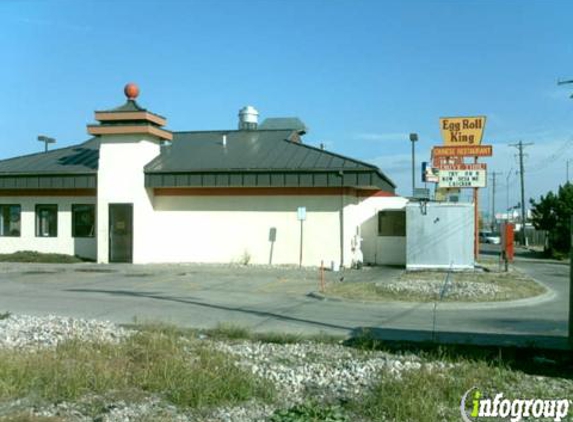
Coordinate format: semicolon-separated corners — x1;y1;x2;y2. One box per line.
271;401;349;422
0;251;82;263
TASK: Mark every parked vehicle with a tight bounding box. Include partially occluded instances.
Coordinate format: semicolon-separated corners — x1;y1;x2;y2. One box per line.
479;231;501;244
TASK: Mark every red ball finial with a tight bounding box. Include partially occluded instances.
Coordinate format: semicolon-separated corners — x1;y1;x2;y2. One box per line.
124;83;139;100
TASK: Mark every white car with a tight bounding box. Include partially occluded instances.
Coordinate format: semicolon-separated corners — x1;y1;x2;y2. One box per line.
479;231;501;244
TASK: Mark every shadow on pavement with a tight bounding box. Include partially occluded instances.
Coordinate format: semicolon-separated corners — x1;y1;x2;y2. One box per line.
65;288;353;331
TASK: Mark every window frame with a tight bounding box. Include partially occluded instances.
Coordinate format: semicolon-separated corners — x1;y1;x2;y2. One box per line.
72;204;96;238
377;209;406;237
0;204;21;237
35;204;58;238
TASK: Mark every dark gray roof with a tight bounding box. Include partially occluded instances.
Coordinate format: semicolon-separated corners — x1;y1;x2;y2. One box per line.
0;129;395;192
109;100;145;112
144;130;395;191
96;100;167;120
259;118;307;133
147;130;373;172
0;138;99;175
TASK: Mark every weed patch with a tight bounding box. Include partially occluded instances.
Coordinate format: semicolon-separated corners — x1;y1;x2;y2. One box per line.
0;414;64;422
0;325;274;410
350;362;517;422
271;401;349;422
202;323;342;345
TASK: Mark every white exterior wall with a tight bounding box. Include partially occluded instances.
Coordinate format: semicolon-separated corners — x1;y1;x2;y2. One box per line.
345;195;408;266
0;196;96;260
138;192;408;267
97;134;160;263
143;194;342;266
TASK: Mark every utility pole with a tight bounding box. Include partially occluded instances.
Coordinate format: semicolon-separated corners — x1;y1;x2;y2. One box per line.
490;171;502;232
509;141;534;246
567;159;572;184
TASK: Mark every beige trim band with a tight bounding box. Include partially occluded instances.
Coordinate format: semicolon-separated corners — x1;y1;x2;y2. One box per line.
87;124;173;141
94;111;166;126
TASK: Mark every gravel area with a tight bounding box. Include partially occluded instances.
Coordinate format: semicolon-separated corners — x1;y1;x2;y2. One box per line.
0;314;569;422
377;278;502;300
206;340;447;422
0;314;130;349
0;314;432;421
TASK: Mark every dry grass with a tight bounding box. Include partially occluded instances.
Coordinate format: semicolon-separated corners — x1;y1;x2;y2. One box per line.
351;361;512;422
323;269;546;303
0;416;64;422
350;358;572;422
0;325;274;411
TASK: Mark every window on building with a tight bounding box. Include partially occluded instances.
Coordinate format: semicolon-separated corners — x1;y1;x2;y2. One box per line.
0;205;21;237
378;210;406;236
72;204;95;237
35;204;58;237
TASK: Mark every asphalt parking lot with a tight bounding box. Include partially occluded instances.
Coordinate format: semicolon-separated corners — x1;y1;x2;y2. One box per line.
0;255;569;349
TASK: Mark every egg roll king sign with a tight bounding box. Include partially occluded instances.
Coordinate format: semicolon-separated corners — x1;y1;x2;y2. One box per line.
440;116;486;146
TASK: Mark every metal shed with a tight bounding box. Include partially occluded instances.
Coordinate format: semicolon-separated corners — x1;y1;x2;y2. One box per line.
406;202;474;270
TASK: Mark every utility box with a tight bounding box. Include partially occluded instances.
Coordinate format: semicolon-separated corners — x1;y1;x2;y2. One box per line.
501;222;515;262
406;202;474;270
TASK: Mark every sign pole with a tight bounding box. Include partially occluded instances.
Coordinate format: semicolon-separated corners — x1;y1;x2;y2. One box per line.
299;219;303;268
474;187;479;260
474;156;480;261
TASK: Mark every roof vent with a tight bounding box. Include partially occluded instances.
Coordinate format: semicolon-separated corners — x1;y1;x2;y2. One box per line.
238;106;259;130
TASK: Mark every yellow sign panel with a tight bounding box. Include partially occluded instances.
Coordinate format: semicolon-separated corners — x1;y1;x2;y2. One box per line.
440;116;486;146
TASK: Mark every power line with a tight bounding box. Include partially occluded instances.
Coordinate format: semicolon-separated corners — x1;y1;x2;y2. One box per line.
509;141;534;245
528;137;573;173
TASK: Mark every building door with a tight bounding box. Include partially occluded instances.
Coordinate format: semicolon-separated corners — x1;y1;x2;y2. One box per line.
109;203;133;263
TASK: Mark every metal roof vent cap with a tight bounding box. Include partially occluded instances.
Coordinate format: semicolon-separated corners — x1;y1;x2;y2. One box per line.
238;105;259;130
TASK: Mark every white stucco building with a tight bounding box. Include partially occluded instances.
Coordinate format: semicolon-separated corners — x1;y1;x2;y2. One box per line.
0;85;407;266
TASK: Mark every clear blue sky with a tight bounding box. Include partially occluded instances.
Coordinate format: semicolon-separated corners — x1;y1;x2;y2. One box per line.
0;0;572;214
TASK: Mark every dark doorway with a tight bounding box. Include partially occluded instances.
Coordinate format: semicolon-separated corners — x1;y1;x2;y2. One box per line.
109;203;133;263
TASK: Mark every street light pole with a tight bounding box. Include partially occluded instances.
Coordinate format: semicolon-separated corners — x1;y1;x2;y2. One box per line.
37;135;56;152
409;133;418;197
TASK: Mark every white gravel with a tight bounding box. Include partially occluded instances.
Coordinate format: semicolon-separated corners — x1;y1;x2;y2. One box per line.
0;313;130;349
213;340;426;401
377;278;502;300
